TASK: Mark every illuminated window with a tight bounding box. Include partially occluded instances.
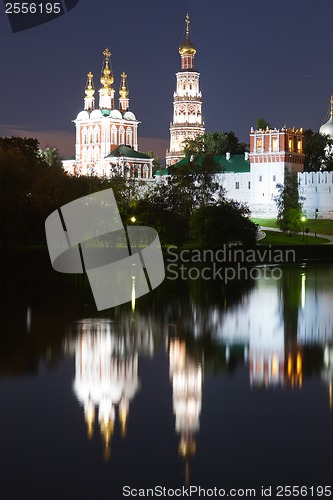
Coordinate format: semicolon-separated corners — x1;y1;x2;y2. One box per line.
88;147;93;162
272;138;278;152
119;126;125;144
94;126;100;143
89;126;93;144
111;126;117;144
126;127;132;146
82;128;87;145
297;140;302;153
288;138;293;151
256;138;262;150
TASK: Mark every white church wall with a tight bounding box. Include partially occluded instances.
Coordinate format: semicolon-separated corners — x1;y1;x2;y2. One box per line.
299;171;333;219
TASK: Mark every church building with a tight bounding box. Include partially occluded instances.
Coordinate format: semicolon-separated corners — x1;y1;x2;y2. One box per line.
161;16;333;219
62;48;153;179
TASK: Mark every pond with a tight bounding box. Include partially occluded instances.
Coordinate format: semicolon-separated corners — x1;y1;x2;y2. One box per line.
1;260;333;498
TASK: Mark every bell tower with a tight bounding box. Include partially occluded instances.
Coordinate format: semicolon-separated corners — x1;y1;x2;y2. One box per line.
166;14;205;167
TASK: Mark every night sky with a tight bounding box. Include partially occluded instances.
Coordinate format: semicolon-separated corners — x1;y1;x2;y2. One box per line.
1;0;333;163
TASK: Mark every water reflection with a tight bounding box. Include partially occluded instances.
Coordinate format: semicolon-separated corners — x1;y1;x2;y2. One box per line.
2;263;333;492
67;318;153;460
169;339;202;483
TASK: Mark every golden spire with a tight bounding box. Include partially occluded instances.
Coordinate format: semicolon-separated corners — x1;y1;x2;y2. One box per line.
100;418;114;461
119;399;129;437
84;404;95;439
85;71;95;99
119;72;129;99
185;13;190;39
330;95;333;118
100;47;114;89
179;14;196;56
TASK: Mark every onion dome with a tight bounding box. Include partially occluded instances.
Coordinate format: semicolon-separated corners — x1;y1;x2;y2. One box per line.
85;72;95;99
179;14;196;56
320;96;333;139
100;48;114;89
119;72;129;99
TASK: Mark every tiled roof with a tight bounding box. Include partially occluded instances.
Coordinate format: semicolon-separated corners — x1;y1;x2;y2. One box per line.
155;154;250;176
106;144;150;160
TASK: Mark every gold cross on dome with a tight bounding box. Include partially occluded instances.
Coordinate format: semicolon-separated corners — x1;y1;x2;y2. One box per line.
185;13;190;35
103;48;111;61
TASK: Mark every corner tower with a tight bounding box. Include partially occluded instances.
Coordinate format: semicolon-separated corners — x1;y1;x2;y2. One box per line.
166;14;205;167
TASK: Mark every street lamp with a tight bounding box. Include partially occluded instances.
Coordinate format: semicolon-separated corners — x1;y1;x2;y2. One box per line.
130;216;136;223
301;215;306;241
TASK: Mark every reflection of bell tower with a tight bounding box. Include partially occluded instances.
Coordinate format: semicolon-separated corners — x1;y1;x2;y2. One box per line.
169;339;202;484
285;350;303;389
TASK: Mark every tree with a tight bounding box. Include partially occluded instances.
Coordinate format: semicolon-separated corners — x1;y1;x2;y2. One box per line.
303;129;333;171
182;131;246;158
39;146;63;169
146;150;161;175
256;118;270;130
130;198;188;247
275;169;303;235
190;201;258;248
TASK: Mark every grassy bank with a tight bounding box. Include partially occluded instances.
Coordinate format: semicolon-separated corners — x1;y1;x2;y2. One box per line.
258;230;330;245
253;218;333;235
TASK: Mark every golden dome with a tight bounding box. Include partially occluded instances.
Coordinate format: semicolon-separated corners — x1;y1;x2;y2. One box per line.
119;72;129;99
85;72;95;99
179;14;196;56
100;48;114;88
179;39;196;56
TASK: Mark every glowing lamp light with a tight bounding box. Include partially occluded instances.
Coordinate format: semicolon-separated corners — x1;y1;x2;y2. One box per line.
130;216;136;223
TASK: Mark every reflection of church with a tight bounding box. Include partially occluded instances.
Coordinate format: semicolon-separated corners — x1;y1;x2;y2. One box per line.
70;319;153;460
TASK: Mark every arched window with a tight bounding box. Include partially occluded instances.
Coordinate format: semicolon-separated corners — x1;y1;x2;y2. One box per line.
126;127;132;147
111;126;117;144
82;127;87;145
94;145;100;161
94;126;100;143
88;146;94;162
82;146;87;162
119;126;125;144
88;126;93;144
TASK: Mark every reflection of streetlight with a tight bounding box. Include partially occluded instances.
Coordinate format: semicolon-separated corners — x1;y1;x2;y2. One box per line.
301;215;306;241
